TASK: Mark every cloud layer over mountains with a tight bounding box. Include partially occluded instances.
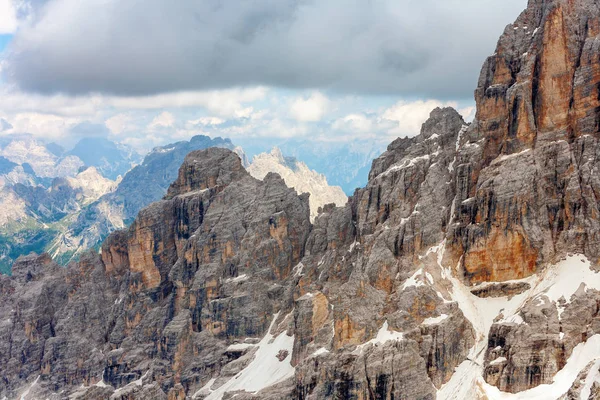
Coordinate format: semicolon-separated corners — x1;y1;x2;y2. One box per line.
4;0;525;98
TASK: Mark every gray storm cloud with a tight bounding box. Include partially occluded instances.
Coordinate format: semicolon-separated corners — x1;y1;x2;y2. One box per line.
3;0;526;98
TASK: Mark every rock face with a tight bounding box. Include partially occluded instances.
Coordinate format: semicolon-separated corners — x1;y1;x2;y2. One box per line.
4;0;600;399
49;135;237;265
247;148;348;221
448;0;600;284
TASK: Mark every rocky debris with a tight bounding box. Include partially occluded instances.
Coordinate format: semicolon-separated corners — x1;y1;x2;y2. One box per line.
470;282;531;298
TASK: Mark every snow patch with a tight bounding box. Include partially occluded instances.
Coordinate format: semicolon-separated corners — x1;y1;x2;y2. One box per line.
353;321;404;354
292;262;304;277
422;314;448;325
489;357;507;366
226;343;256;352
224;274;248;284
205;313;295;399
402;268;426;290
382;152;439;177
19;375;40;400
492;149;531;165
497;313;524;325
312;347;330;356
580;359;600;400
479;335;600;399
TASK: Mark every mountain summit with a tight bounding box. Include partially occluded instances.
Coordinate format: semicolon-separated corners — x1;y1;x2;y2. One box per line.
3;0;600;399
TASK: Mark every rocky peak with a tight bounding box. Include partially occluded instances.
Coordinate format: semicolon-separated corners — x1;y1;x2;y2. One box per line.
166;147;247;199
474;0;600;162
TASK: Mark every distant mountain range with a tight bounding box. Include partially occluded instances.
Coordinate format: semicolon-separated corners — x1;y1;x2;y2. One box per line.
49;135;238;265
0;134;383;273
266;139;384;195
247;147;347;221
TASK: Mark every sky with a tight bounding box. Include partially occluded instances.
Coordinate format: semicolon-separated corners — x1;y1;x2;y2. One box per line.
0;0;527;154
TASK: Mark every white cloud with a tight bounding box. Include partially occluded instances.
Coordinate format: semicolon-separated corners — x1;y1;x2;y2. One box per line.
148;111;175;130
108;88;268;118
105;113;136;135
0;89;104;118
187;117;225;127
382;99;458;137
0;0;17;34
289;92;330;122
9;112;81;140
332;114;374;133
459;105;476;122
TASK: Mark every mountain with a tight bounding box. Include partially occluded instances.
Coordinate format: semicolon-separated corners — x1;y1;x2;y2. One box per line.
4;0;600;399
0;167;117;274
247;148;347;221
276;139;385;195
48;135;237;264
0;135;84;179
67;137;142;180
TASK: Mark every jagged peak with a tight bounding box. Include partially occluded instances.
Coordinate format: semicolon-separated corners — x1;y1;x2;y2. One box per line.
165;147;248;198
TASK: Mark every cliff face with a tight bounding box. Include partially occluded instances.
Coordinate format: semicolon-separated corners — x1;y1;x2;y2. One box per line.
3;0;600;399
449;0;600;284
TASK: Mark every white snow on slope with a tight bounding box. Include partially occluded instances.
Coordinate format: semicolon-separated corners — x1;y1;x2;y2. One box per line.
422;314;448;325
353;321;404;354
204;313;295;399
433;244;600;400
580;359;600;400
19;375;39;400
381;151;439;177
247;148;347;221
497;255;600;323
479;335;600;399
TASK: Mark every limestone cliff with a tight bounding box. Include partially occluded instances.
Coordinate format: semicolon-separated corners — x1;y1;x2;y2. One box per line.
3;0;600;399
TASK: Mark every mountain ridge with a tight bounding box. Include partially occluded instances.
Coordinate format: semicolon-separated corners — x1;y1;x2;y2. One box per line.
3;0;600;399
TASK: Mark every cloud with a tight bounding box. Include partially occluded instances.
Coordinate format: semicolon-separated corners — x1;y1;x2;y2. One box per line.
332;114;374;133
382;99;458;136
187;117;225;127
0;0;17;34
148;111;175;130
105;113;136;135
289;92;330;122
4;0;526;97
69;121;110;138
106;88;267;117
8;112;80;140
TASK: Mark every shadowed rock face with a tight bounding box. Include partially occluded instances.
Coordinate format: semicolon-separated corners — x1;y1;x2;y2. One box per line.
4;0;600;399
